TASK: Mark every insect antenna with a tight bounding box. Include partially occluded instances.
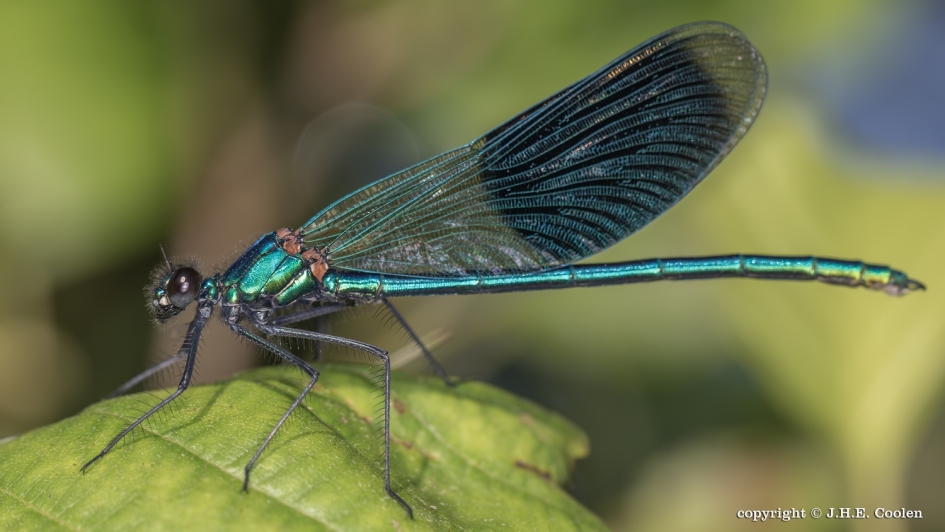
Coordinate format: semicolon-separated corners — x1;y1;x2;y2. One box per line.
159;244;171;270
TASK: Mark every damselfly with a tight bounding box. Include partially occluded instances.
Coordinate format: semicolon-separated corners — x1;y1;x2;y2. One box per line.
82;22;924;518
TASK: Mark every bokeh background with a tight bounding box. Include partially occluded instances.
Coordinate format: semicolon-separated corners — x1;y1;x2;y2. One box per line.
2;1;944;530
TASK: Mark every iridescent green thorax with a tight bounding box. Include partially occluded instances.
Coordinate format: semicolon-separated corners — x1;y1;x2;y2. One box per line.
219;232;320;308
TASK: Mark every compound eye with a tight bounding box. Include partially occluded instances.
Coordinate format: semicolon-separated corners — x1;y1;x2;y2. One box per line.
167;267;200;308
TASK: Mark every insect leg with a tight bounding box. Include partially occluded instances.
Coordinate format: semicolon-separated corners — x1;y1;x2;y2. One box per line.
268;303;348;326
257;323;413;518
105;351;186;398
270;303;348;361
382;298;453;386
230;325;320;492
312;315;327;362
82;301;212;472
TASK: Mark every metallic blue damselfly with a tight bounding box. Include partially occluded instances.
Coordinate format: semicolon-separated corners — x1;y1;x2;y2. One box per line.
83;21;924;518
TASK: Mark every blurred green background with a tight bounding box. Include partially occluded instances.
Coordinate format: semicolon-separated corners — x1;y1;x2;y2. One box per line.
2;1;944;530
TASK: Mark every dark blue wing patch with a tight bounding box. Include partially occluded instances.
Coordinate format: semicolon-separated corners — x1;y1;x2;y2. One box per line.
301;22;766;276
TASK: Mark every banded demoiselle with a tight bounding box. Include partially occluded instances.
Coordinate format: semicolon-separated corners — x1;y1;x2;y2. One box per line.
82;22;924;518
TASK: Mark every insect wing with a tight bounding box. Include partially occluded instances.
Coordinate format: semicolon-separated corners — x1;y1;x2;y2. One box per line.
300;21;766;276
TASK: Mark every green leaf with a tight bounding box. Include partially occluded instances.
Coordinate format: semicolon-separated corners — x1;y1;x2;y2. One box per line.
0;364;600;531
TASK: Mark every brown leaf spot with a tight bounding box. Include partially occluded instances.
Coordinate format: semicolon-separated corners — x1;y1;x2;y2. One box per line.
391;435;440;461
393;397;407;414
514;460;552;481
391;435;413;450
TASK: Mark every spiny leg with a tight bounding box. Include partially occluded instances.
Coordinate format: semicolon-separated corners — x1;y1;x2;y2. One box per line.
105;351;186;399
382;298;453;386
269;303;347;327
231;325;319;491
312;315;327;362
270;303;348;362
270;301;449;382
82;302;212;472
258;322;413;518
